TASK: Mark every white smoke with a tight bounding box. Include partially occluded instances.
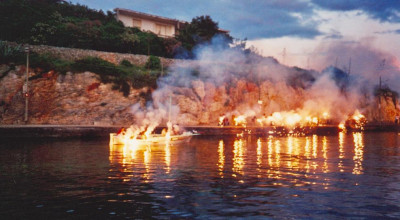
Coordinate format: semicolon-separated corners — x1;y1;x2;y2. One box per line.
130;36;400;126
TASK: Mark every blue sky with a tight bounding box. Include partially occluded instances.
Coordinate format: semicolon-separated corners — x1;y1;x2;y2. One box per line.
69;0;400;68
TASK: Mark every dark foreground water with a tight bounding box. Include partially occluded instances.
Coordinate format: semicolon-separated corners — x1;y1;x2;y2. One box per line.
1;132;400;219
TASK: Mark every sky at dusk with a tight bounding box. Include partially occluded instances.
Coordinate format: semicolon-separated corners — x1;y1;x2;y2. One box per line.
69;0;400;69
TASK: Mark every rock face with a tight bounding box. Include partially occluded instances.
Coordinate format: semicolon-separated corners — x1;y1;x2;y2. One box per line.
1;63;399;126
0;66;139;125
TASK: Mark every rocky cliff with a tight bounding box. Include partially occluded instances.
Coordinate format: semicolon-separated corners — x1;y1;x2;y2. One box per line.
0;65;142;125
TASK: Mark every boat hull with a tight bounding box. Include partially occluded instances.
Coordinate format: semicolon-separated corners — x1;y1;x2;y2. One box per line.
110;133;195;146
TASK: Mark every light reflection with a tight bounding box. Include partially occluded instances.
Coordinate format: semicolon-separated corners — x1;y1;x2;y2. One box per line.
218;140;225;178
352;132;364;175
274;139;281;168
322;136;328;173
267;136;273;167
304;137;311;174
256;138;262;178
322;136;329;189
338;132;345;172
165;144;171;174
108;132;369;192
311;135;318;172
143;148;151;182
312;135;318;158
232;139;245;178
287;137;293;168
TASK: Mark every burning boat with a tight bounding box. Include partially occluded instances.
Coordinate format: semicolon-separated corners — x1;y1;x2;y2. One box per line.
109;124;198;147
109;131;196;146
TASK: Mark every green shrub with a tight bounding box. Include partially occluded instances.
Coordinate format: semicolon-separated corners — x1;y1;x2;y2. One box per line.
145;55;161;70
120;59;133;67
72;56;160;96
0;41;24;64
30;53;73;74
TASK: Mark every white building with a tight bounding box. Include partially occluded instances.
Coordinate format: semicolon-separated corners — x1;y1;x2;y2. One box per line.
115;8;186;38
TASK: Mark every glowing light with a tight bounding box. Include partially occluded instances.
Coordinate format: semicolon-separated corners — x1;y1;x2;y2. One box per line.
338;122;346;131
218;116;226;127
348;110;366;130
234;115;247;127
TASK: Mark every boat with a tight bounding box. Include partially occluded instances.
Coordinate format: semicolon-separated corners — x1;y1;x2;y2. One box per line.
109;131;197;146
110;96;199;147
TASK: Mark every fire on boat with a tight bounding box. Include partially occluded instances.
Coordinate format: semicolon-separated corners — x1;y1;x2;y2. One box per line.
109;123;198;148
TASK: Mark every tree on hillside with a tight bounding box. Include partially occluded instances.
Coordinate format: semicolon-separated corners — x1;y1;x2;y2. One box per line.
176;15;232;57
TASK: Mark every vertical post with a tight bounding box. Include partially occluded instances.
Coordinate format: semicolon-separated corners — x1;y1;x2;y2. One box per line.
348;57;352;75
379;76;382;124
24;46;29;123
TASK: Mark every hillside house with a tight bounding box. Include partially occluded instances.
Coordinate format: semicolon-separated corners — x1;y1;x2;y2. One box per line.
115;8;186;38
115;8;229;38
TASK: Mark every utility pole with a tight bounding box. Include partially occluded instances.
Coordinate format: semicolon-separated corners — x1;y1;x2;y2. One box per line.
24;46;29;123
282;48;286;65
348;57;352;75
377;59;386;124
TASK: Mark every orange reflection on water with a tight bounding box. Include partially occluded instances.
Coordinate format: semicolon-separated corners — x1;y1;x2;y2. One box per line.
286;136;301;170
109;143;140;166
338;132;345;172
274;139;281;169
311;135;318;172
256;138;262;177
143;148;151;182
287;137;293;169
322;136;329;173
352;132;364;175
218;140;225;178
165;144;171;174
232;139;245;178
267;136;273;167
304;137;311;173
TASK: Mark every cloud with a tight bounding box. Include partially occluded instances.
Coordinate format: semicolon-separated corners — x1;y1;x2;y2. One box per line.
375;29;400;35
311;0;400;23
324;29;344;39
214;1;322;39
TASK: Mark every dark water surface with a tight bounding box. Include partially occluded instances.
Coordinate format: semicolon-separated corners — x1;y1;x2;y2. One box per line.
1;132;400;219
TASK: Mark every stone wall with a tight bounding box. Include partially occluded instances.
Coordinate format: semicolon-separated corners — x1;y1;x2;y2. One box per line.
4;41;191;67
30;44;176;67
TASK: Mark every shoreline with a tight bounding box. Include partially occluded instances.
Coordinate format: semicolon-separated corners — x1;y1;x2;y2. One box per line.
1;124;399;138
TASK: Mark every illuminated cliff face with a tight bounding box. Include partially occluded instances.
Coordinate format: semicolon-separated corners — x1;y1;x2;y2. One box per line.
147;52;399;127
1;42;399;127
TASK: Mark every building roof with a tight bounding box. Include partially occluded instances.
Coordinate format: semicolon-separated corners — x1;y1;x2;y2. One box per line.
114;8;229;33
115;8;186;26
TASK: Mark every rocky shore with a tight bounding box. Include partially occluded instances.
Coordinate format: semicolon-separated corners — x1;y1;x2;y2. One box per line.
0;67;141;125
